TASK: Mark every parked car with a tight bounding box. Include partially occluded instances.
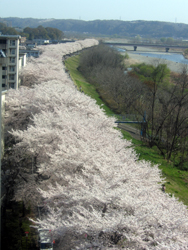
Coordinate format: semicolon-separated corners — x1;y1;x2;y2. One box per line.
38;229;54;250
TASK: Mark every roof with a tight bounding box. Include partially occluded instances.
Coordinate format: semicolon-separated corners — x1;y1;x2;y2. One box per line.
0;35;21;39
38;229;52;243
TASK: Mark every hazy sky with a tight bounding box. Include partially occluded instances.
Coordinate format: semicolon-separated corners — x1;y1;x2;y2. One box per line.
1;0;188;24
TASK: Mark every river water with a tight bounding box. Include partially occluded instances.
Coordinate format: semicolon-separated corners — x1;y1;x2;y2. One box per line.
134;52;188;65
114;47;188;65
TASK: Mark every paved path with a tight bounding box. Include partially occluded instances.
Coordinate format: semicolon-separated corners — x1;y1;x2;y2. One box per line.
118;123;141;141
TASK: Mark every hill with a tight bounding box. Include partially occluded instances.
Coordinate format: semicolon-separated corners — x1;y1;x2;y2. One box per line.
1;17;188;38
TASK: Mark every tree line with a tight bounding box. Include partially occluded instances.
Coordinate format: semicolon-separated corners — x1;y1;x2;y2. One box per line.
78;45;188;168
2;17;188;38
3;39;188;249
0;22;64;40
23;25;64;40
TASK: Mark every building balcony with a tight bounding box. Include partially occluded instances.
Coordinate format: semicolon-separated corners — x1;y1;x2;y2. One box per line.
0;44;7;49
2;79;7;85
2;86;8;91
8;71;16;74
8;53;16;57
9;44;16;47
8;62;16;66
8;79;15;83
8;46;16;50
0;58;7;65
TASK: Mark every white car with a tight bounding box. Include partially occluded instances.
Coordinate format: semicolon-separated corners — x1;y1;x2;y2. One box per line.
38;229;54;250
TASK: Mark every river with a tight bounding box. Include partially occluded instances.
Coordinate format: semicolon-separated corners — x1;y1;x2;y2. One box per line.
134;52;188;65
115;47;188;64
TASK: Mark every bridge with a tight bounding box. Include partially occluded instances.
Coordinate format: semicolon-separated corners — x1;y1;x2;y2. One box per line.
110;113;147;140
104;42;188;52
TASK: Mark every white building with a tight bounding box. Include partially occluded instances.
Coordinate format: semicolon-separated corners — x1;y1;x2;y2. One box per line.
0;37;27;207
0;35;21;90
0;36;27;160
19;52;27;69
33;39;49;45
0;56;7;158
20;49;40;58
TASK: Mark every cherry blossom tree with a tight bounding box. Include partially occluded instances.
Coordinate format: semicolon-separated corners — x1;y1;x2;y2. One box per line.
4;39;188;249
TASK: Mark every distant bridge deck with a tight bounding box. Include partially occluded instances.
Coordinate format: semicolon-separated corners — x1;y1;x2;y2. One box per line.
104;42;188;52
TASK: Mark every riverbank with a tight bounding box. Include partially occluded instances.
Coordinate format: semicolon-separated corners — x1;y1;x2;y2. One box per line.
115;46;187;73
125;52;186;73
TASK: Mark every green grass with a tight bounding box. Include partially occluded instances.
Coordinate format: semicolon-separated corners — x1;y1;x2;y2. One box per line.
65;56;114;115
65;55;188;207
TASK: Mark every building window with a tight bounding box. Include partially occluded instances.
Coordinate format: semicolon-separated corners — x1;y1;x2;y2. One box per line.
11;49;15;55
2;66;7;70
9;74;15;80
10;40;15;46
2;75;6;79
2;84;6;88
2;49;7;55
0;39;6;44
10;57;15;63
9;66;15;72
10;83;15;88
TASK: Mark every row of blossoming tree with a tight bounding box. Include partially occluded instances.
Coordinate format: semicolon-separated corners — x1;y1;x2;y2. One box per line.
4;39;188;249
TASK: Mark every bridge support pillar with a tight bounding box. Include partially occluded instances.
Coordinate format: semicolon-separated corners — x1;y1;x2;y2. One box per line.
134;46;137;51
166;48;169;52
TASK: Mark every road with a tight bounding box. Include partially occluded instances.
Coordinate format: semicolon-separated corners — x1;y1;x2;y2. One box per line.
117;123;141;141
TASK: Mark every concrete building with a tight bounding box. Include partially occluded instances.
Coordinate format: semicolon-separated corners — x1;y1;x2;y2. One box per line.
25;41;37;49
0;56;7;158
33;39;50;45
19;52;27;69
0;37;27;212
0;55;7;214
20;49;40;58
0;35;21;90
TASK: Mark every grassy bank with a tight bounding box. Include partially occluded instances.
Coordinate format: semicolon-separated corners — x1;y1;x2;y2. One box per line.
65;55;188;206
65;56;113;115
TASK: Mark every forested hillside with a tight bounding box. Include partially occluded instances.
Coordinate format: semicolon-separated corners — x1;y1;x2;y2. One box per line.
1;17;188;38
0;22;64;40
3;40;188;249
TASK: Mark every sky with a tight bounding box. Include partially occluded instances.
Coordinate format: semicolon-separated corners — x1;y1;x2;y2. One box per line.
1;0;188;24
